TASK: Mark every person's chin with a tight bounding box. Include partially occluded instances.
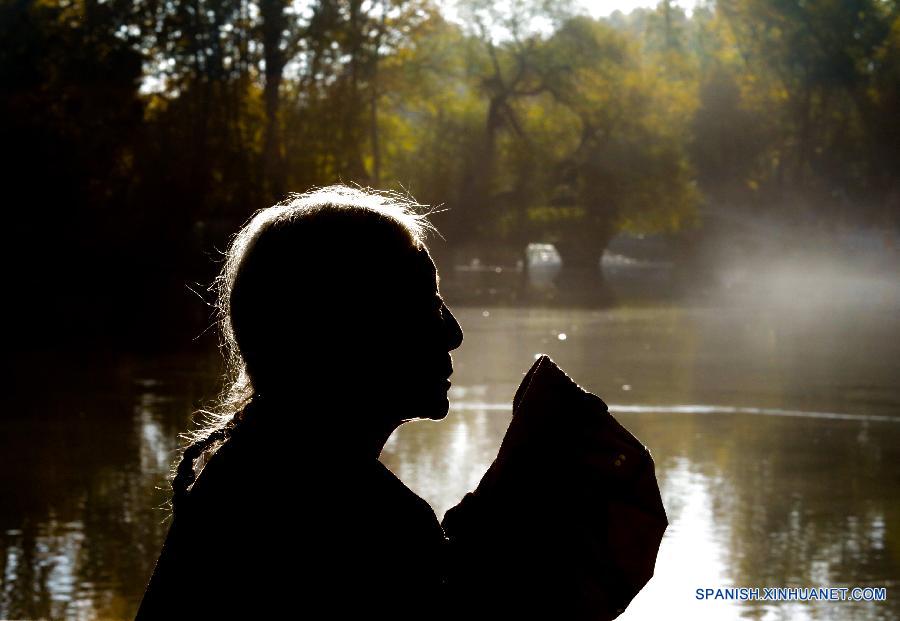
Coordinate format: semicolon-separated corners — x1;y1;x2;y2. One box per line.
420;393;450;421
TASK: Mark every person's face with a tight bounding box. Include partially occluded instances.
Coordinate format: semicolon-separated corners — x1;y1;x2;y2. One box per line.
416;252;464;420
372;248;463;422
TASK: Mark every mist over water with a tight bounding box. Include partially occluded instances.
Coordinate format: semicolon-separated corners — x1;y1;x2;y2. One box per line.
705;251;900;313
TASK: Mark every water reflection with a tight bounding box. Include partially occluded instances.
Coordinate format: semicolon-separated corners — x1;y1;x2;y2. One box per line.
1;306;898;619
385;407;900;621
1;352;219;620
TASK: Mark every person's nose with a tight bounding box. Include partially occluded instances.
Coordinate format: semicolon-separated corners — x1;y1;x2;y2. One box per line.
441;304;463;352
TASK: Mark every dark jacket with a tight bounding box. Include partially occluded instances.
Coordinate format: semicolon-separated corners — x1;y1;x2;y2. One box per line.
135;421;447;620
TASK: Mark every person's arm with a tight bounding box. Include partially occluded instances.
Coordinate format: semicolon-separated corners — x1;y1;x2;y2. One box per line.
441;355;667;621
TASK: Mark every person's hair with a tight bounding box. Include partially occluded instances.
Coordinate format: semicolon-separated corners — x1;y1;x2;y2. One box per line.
172;185;435;511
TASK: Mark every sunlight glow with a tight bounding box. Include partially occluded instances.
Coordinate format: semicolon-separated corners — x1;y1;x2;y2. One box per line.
579;0;696;18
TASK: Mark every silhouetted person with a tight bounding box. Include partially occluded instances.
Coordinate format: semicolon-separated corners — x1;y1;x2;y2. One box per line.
136;186;463;619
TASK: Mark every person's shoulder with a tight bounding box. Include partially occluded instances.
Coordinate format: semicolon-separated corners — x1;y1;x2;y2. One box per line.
367;460;442;529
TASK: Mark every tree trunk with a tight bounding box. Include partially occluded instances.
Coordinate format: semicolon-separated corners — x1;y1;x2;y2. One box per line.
553;237;614;306
260;0;286;200
370;76;381;186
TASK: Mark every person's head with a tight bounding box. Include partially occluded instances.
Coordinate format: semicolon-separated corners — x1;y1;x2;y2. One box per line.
217;185;463;427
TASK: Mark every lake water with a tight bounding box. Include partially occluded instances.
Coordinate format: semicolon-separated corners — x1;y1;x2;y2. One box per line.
2;304;898;620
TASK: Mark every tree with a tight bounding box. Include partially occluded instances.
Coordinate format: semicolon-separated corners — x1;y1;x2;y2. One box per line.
526;16;699;300
714;0;898;223
0;0;146;344
445;0;575;244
